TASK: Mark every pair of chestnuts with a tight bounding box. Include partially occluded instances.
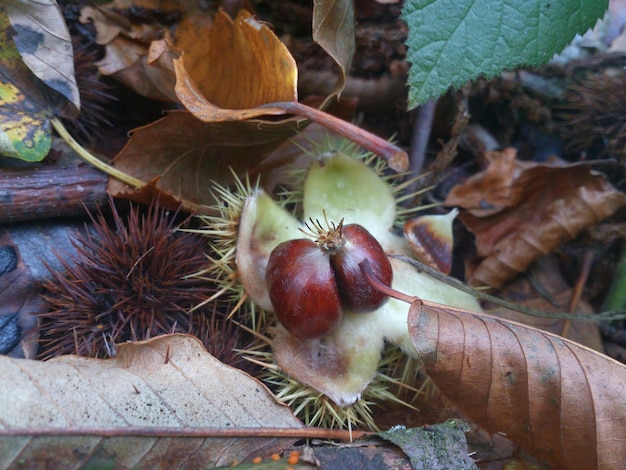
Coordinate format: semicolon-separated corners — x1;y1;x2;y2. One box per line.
265;219;392;339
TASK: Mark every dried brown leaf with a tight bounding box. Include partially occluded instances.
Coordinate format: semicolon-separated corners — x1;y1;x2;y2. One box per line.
445;149;626;288
107;110;301;208
5;0;80;116
0;334;303;468
102;6;406;205
408;301;626;470
98;8;301;206
79;5;173;101
313;0;355;100
79;5;132;46
174;10;297;114
81;6;298;113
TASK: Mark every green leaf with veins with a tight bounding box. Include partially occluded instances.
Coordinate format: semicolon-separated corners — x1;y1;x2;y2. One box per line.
402;0;608;107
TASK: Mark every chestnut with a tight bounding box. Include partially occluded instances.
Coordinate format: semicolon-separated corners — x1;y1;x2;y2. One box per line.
330;224;392;312
265;220;392;339
265;238;343;339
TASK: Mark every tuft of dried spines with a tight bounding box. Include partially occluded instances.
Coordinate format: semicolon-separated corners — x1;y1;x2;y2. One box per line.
62;38;116;144
557;69;626;165
37;200;242;362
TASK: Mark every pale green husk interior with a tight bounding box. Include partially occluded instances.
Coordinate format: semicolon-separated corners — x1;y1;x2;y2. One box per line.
196;139;481;429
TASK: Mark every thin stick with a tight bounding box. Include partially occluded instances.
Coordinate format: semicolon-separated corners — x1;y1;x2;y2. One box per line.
408;99;436;176
261;101;408;172
360;260;416;304
366;255;626;322
1;426;371;440
51;117;145;189
0;164;107;223
561;250;594;338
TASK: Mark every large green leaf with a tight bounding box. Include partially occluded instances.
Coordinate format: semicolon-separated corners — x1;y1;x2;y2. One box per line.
402;0;608;108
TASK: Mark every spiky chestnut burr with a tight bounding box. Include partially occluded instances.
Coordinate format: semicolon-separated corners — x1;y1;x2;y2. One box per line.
247;342;421;430
557;70;626;165
196;138;481;428
37;200;228;360
196;302;256;372
62;38;116;144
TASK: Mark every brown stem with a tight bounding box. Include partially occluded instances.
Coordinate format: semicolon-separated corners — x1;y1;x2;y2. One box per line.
0;165;108;223
360;259;416;304
561;250;594;338
263;101;409;172
52;118;145;189
1;426;371;440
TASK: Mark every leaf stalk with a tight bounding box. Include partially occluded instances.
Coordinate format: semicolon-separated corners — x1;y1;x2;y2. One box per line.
51;118;145;189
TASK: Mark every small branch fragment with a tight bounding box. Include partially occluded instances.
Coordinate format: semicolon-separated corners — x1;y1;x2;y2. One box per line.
263;101;409;172
359;259;416;304
0;165;107;223
1;426;372;440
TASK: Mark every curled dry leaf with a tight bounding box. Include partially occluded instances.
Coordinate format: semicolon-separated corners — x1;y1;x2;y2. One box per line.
5;0;80;115
167;16;406;170
407;301;626;470
97;6;405;205
108;111;301;210
173;9;297;115
91;6;406;210
80;6;297;113
445;148;626;288
0;334;303;468
312;0;355;101
80;4;177;102
105;9;301;206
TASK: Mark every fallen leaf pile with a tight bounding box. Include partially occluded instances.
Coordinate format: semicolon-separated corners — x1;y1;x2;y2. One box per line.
445;148;626;288
2;1;406;208
2;2;626;468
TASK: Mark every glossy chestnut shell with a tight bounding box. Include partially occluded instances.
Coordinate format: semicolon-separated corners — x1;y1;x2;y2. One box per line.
265;238;343;339
265;221;392;339
330;224;392;312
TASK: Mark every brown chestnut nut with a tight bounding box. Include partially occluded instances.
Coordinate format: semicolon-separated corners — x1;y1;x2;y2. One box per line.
330;224;392;312
265;219;392;339
265;238;343;339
